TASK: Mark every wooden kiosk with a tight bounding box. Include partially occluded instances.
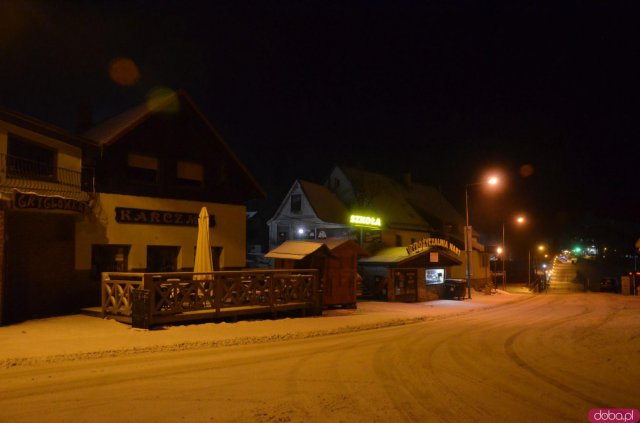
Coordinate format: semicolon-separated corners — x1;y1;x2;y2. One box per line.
266;239;368;308
358;239;463;302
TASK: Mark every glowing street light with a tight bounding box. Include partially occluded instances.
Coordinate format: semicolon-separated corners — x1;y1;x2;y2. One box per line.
465;175;501;299
500;214;527;290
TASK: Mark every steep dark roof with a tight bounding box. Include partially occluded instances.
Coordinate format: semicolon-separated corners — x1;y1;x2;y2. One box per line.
83;89;265;200
0;107;97;148
337;166;432;231
299;180;350;224
404;184;463;226
82;92;177;146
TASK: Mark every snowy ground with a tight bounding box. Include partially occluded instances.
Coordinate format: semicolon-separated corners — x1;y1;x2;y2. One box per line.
0;287;528;366
2;288;639;422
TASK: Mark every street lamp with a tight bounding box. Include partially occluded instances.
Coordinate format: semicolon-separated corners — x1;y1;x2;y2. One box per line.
500;215;526;291
465;175;500;299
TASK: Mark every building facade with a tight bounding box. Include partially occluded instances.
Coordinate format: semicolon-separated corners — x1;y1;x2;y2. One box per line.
0;91;264;324
267;165;491;300
0;108;97;324
267;179;352;251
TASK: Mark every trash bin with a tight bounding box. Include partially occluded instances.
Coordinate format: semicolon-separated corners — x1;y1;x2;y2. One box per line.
444;279;466;300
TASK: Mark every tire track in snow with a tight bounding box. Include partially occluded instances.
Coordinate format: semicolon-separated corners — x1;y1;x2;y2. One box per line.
504;329;607;408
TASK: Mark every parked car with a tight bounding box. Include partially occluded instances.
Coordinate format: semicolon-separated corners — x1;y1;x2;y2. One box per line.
599;277;617;293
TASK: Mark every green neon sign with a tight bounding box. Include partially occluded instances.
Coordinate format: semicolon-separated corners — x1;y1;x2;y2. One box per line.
350;214;382;227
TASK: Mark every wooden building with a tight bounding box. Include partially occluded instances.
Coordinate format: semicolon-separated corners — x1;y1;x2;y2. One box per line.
265;239;367;308
267;165;491;301
266;179;351;251
0;108;97;324
358;239;464;302
0;90;265;325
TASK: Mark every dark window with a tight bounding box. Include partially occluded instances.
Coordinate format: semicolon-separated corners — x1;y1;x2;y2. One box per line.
7;135;56;180
146;246;180;272
290;194;302;213
91;245;130;281
395;234;403;247
176;160;204;188
277;224;289;245
127;153;158;184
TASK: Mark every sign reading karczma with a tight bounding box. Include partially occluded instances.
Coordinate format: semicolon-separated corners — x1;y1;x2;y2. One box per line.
116;207;215;227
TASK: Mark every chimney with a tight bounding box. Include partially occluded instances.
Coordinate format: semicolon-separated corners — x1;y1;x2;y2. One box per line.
403;172;412;188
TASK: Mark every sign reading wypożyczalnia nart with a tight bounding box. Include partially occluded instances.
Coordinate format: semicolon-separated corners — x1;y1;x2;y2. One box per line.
115;207;216;227
406;238;461;256
14;191;88;213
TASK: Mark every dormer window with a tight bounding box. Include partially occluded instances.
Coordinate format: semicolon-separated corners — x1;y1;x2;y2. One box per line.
176;160;204;187
7;135;56;180
290;194;301;213
127;153;158;183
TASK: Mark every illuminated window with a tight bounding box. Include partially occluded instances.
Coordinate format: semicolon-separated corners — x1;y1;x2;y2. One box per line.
290;194;301;213
7;135;56;180
127;153;158;183
426;268;445;284
176;160;204;187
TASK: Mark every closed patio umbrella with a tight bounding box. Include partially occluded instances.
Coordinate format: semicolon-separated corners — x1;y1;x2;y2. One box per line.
194;207;213;279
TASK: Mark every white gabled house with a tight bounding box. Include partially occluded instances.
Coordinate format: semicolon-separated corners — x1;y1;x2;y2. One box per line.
266;180;351;251
266;165;492;302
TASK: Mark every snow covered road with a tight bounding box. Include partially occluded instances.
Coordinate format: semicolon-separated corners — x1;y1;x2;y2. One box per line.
1;293;638;422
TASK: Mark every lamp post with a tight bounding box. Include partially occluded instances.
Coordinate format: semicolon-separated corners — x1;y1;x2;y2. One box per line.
496;246;503;290
464;176;499;299
500;215;526;291
501;223;505;290
526;244;546;288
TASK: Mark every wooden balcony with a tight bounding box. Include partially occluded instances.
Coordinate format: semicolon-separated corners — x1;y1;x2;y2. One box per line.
101;269;321;328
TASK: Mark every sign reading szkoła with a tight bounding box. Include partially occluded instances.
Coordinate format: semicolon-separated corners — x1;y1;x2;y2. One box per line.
350;214;382;227
406;237;461;256
115;207;215;227
14;191;88;213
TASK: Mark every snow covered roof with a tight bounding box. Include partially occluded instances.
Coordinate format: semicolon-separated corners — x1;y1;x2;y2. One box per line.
357;247;410;264
337;166;432;231
265;239;368;260
264;241;330;260
321;238;369;256
403;183;464;227
359;246;462;267
299;180;350;224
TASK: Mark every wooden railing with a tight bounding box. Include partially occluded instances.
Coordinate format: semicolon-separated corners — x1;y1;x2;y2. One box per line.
102;269;321;327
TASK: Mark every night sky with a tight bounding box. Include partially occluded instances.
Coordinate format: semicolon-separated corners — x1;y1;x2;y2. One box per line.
1;1;638;248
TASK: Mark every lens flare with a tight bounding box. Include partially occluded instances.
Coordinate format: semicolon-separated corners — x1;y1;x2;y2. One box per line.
519;164;534;177
108;57;140;86
146;87;180;114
